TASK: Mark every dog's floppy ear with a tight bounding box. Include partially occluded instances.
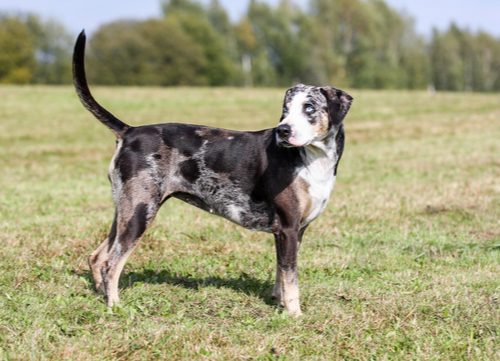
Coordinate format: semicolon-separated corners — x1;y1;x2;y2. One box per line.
320;87;353;126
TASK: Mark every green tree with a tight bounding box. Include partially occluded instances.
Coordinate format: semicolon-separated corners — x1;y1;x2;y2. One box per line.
247;0;317;87
88;0;236;87
162;0;234;85
430;25;500;92
162;0;206;18
208;0;242;83
473;32;500;91
310;0;361;87
0;15;36;83
25;14;72;84
430;26;466;91
311;0;428;89
0;13;72;84
207;0;232;36
235;16;257;87
87;19;206;86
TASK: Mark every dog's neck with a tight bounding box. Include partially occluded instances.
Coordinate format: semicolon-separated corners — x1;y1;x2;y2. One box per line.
301;126;340;169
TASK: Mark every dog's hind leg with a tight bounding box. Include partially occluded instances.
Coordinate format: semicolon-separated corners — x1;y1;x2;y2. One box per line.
89;238;109;294
100;198;160;307
88;212;117;293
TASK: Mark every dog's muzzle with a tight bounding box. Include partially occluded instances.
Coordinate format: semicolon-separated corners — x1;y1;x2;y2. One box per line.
276;124;293;147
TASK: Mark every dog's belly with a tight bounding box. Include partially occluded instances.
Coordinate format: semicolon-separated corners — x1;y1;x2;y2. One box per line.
173;191;273;232
218;200;273;231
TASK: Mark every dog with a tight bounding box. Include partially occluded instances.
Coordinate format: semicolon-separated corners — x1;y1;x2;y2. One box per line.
72;30;353;316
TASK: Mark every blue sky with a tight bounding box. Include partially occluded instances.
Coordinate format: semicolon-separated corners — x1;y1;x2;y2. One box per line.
1;0;499;38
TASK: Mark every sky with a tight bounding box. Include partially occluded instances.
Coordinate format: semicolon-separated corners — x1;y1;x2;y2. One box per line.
1;0;499;39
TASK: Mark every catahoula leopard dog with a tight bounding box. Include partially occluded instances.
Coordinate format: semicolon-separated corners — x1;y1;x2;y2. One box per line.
72;30;353;316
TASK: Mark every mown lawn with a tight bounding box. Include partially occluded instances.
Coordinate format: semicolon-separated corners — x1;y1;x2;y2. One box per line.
0;85;499;360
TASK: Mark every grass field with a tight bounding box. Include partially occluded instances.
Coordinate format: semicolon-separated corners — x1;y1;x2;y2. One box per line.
0;85;499;360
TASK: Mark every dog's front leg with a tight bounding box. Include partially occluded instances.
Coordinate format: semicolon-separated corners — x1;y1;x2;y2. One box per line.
272;225;308;310
273;225;302;316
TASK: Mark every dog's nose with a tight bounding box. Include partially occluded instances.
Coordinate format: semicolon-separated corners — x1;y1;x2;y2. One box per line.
276;124;292;138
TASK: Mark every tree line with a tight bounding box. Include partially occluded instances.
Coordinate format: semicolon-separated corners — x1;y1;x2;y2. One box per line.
1;0;500;91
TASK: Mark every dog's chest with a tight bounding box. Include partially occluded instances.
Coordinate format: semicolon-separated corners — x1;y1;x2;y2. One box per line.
297;151;336;227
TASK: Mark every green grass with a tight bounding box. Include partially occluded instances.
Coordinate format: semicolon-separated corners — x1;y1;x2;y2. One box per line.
1;85;499;360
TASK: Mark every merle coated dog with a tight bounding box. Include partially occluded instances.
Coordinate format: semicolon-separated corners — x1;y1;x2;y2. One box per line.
73;30;353;316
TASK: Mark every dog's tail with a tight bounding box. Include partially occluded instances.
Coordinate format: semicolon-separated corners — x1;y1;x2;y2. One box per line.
72;30;129;137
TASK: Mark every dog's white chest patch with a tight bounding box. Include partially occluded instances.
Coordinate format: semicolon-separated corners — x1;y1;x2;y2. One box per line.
298;148;337;227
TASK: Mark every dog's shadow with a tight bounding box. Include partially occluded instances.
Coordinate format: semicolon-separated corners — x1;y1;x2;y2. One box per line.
76;268;276;306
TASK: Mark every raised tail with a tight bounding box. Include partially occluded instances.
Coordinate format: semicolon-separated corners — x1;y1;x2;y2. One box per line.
72;30;129;136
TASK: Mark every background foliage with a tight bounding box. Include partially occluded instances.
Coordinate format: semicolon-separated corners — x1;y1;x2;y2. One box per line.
1;0;500;90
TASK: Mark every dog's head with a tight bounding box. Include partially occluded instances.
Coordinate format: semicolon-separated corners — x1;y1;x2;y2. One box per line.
276;84;353;148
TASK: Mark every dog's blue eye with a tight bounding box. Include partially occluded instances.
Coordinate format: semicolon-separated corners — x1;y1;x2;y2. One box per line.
283;106;288;112
305;105;314;113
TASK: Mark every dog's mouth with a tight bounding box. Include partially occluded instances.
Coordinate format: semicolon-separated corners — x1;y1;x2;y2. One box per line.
276;135;311;148
277;138;295;148
275;125;312;148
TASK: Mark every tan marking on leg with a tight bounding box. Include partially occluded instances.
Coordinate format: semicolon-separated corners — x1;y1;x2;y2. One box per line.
103;212;140;307
280;270;302;316
88;238;109;293
104;243;139;307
